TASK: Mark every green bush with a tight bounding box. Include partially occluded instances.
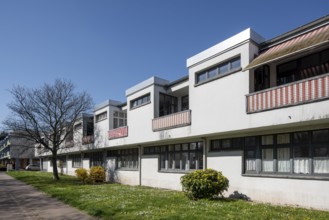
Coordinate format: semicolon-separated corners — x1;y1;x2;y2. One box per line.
75;168;88;183
180;168;229;200
89;166;105;183
75;166;105;184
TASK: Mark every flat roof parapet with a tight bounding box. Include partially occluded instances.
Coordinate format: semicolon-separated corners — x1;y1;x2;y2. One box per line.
94;99;122;112
186;28;265;68
125;76;169;97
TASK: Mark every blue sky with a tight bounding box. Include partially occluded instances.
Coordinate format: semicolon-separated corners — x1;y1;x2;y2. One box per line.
0;0;328;124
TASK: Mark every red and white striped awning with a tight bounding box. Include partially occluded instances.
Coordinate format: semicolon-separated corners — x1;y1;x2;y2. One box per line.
244;24;329;71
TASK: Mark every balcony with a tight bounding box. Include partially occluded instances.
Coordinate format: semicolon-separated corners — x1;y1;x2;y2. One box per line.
82;135;94;145
246;73;329;113
108;126;128;140
64;140;74;148
152;110;191;131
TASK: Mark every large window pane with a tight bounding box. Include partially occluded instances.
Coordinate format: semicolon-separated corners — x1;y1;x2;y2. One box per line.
208;67;217;78
160;153;166;169
189;152;196;170
313;158;329;174
294;159;310;174
262;135;273;145
262;148;273;172
182;152;188;170
231;58;241;70
313;130;329;143
174;153;180;169
277;134;290;145
277;148;290;172
245;149;256;172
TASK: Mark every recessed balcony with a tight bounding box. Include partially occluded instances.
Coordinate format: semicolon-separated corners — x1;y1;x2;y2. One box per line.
152;110;191;131
246;73;329;113
108;126;128;140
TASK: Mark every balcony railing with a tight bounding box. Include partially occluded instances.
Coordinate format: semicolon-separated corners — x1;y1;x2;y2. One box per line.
152;110;191;131
246;73;329;113
82;135;94;145
108;126;128;140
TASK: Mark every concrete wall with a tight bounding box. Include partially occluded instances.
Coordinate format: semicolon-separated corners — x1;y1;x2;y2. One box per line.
141;155;184;190
208;151;329;210
106;157;139;185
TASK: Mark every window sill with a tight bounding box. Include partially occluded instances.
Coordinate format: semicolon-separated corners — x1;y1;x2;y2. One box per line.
194;67;242;87
116;168;139;171
243;173;329;181
159;169;198;174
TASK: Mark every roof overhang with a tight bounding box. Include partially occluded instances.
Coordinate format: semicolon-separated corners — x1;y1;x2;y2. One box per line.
244;24;329;71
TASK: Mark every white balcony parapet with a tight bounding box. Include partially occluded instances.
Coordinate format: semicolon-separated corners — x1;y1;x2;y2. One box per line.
152;110;191;131
108;126;128;140
247;73;329;113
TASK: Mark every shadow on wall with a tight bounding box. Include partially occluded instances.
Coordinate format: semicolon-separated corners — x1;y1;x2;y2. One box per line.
228;191;251;201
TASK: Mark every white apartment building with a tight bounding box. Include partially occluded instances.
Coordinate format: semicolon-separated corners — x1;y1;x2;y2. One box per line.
38;15;329;210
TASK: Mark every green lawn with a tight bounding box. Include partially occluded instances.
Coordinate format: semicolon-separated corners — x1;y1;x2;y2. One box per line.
8;171;329;220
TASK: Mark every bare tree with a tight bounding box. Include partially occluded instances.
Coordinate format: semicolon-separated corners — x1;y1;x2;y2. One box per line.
3;79;93;180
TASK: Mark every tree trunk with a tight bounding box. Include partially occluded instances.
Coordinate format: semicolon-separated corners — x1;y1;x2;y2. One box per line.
52;156;60;180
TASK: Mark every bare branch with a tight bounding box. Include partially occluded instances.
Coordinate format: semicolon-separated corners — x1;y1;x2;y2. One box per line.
2;79;93;180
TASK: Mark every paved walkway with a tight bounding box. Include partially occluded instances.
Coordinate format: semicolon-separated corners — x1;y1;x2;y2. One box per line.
0;172;96;220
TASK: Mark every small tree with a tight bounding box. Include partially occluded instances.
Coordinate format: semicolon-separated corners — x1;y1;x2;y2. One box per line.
3;79;93;180
181;169;229;200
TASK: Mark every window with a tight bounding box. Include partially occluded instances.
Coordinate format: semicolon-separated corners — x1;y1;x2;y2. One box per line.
96;111;107;122
70;154;81;168
181;95;189;111
144;146;161;155
210;138;244;151
277;134;291;173
85;151;103;167
113;110;127;129
158;142;203;171
293;132;309;174
130;94;150;109
242;129;329;177
108;148;139;170
261;135;274;172
159;93;178;117
57;156;67;167
277;49;329;86
312;130;329;174
196;56;241;84
245;136;257;172
254;65;270;92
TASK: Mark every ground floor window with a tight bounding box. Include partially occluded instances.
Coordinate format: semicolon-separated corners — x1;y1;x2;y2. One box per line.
69;154;81;168
210;128;329;177
107;148;139;170
85;151;103;167
144;142;203;172
57;156;67;167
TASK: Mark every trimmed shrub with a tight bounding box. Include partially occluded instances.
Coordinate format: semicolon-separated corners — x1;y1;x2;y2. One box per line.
180;168;229;200
75;168;88;183
89;166;105;183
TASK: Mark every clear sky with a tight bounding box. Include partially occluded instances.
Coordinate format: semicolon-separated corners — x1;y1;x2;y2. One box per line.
0;0;328;125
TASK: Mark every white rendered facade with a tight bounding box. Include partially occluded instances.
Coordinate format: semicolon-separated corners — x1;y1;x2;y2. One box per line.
37;16;329;210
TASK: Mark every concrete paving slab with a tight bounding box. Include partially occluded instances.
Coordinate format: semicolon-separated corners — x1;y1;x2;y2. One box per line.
0;172;96;220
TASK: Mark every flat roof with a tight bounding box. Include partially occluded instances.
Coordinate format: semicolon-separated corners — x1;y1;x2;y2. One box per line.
186;28;265;68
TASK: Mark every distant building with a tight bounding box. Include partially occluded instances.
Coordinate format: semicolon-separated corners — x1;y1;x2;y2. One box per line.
37;15;329;210
0;132;36;170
